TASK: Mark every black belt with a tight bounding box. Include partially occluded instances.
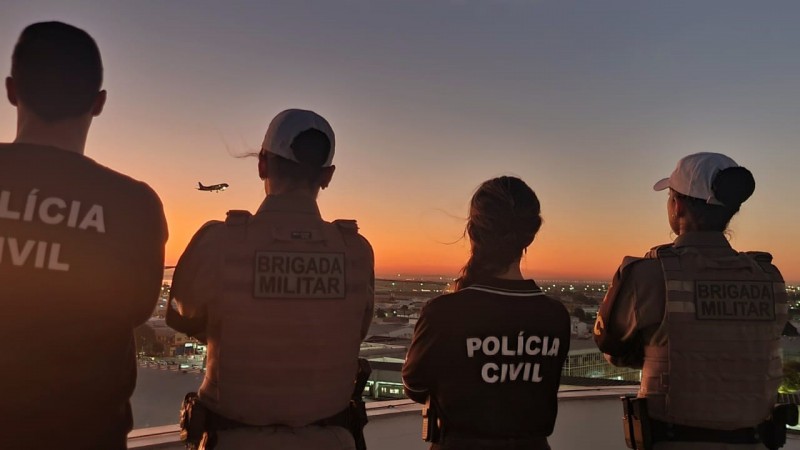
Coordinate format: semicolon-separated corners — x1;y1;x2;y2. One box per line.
650;419;761;445
440;431;550;450
209;407;351;432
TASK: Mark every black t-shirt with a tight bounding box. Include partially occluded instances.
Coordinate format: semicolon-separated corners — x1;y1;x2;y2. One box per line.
0;144;167;448
403;277;571;439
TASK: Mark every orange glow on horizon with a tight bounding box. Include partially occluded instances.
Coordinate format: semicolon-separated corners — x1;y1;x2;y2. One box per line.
161;223;736;284
162;185;646;280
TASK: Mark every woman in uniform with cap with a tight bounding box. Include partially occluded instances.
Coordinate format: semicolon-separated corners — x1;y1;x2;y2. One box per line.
595;153;789;449
168;109;374;450
402;176;571;450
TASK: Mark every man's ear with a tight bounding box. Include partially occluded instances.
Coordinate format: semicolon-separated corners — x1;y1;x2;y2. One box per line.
320;165;335;190
91;90;107;117
258;154;268;180
6;77;18;106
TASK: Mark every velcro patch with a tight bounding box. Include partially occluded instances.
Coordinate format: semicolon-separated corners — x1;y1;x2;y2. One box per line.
254;251;345;299
271;227;324;242
694;280;775;321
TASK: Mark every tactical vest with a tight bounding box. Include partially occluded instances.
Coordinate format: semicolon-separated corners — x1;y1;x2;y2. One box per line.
199;209;373;427
641;245;788;429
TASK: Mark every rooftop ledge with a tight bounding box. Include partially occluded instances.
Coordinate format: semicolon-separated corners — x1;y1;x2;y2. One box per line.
126;386;800;450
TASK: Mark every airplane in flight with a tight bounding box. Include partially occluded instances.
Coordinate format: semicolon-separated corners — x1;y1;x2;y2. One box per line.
197;182;229;192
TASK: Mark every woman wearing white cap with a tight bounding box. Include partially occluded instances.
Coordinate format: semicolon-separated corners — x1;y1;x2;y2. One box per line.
168;109;375;450
594;153;790;449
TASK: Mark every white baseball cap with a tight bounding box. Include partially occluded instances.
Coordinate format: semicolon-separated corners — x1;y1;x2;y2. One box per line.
261;109;335;167
653;152;739;205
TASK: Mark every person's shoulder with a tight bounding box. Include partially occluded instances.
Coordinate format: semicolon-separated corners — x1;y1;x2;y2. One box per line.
603;247;667;299
98;163;159;196
741;250;786;279
742;250;775;263
623;257;662;278
521;292;570;330
616;243;672;278
539;293;570;316
0;142;58;154
332;218;374;253
419;291;463;316
331;219;366;236
75;154;164;205
0;142;15;152
608;258;663;297
191;220;226;243
9;144;165;214
176;220;225;264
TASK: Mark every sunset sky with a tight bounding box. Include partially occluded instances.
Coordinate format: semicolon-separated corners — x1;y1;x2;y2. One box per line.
2;1;799;281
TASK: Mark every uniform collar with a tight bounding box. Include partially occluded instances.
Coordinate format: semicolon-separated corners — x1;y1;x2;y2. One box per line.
467;277;543;293
256;194;322;217
673;231;732;249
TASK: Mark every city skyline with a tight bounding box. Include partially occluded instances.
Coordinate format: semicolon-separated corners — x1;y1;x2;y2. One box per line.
3;1;800;281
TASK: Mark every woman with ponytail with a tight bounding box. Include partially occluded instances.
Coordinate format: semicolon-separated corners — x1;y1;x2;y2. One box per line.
595;153;789;450
402;176;571;450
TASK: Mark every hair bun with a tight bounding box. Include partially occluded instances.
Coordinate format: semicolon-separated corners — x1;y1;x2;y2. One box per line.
712;167;755;207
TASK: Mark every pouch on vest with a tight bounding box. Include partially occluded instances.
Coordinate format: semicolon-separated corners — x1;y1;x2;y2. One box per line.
179;392;207;449
621;394;653;450
421;396;441;443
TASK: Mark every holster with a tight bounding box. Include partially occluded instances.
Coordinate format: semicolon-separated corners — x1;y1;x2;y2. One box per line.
180;392;208;450
620;395;652;450
349;358;372;450
318;358;370;449
421;396;441;443
759;403;798;450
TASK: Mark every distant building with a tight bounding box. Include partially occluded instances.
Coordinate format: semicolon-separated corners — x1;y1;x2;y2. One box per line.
562;340;640;382
581;305;599;319
570;317;590;339
135;318;193;357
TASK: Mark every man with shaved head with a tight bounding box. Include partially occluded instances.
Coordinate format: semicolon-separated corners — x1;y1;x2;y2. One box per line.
0;22;167;449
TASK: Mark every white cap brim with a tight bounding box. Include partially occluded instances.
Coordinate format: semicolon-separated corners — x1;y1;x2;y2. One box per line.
653;177;670;191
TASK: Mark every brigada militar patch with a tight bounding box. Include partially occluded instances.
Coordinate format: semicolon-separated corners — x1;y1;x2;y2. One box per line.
694;280;774;321
254;251;346;299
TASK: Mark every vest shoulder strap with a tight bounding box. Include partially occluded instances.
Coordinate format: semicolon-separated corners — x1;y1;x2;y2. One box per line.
224;210;252;243
645;243;675;259
195;219;224;235
225;209;252;226
332;219;359;234
646;243;684;273
743;251;773;263
333;219;362;250
743;251;781;276
332;219;374;263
